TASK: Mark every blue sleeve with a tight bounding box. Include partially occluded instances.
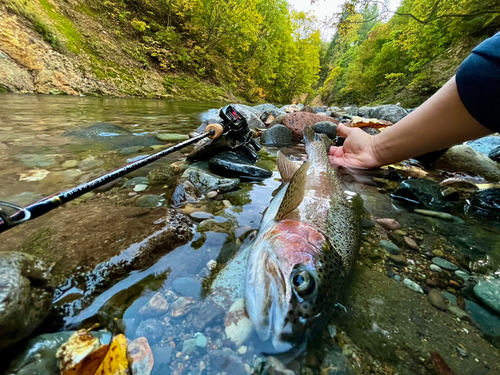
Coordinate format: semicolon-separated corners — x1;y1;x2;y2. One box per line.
456;32;500;132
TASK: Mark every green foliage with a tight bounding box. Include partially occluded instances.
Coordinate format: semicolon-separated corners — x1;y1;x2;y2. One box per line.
319;0;500;106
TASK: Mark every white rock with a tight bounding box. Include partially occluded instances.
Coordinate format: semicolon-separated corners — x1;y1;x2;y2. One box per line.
207;260;217;270
225;299;253;347
134;184;148;192
430;264;442;273
403;278;424;293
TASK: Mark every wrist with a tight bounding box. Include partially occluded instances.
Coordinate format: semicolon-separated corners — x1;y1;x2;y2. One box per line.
367;133;388;168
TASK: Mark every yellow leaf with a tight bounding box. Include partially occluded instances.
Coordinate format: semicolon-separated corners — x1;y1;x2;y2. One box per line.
349;116;393;128
94;334;129;375
62;345;110;375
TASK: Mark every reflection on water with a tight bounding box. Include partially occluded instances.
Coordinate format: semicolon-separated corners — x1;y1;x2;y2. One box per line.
1;94;500;375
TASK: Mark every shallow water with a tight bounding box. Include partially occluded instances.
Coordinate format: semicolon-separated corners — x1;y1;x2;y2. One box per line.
1;94;500;375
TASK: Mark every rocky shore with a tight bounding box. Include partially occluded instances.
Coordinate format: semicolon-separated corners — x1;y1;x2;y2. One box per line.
2;101;500;375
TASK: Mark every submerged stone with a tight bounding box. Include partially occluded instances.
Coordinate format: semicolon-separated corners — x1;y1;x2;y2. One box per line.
369;105;408;123
392;178;454;211
182;161;240;193
209;151;272;181
172;277;203;298
135;319;164;345
260;125;293;146
135;195;166;208
465;299;500;348
432;257;458;271
403;278;423;293
467;188;500;221
156;133;189;142
14;154;57;168
379;240;400;255
0;252;53;350
63;122;132;138
474;278;500;314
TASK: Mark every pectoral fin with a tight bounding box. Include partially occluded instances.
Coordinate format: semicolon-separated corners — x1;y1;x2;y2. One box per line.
275;161;310;221
277;151;299;183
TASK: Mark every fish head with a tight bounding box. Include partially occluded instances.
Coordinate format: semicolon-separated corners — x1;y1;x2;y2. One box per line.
245;219;345;352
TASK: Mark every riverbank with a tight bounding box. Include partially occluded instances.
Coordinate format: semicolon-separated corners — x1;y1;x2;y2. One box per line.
0;5;237;101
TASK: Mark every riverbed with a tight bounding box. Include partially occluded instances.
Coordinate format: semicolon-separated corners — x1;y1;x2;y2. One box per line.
1;94;500;375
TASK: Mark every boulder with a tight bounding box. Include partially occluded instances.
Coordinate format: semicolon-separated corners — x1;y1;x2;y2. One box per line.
392;178;455;211
260;125;293;146
466;135;500;156
252;103;280;116
489;145;500;162
282;112;339;138
269;113;287;127
358;106;372;117
435;145;500;182
0;252;53;350
369;105;408;123
312;121;337;139
181;162;240;193
209;151;272;181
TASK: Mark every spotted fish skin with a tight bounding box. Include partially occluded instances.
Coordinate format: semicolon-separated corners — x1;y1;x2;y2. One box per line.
245;127;361;352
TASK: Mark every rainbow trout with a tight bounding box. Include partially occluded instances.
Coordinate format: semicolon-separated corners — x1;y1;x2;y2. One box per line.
245;126;361;352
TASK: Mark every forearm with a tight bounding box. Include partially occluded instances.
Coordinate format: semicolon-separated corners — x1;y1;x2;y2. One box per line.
371;76;492;166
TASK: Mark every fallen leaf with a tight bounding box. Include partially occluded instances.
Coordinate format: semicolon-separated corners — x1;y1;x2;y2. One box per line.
431;352;455;375
62;345;110;375
57;330;101;374
19;169;50;181
94;334;129;375
349;116;393;128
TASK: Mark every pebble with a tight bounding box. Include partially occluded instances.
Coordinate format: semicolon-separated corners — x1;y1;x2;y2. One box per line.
123;177;149;188
138;292;169;317
127;337;154;375
427;289;447;311
134;184;148;192
414;209;454;220
403;278;424;293
361;217;375;229
379;240;401;255
207;190;218;198
430;264;442;273
473;278;500;314
455;270;470;282
388;254;407;266
182;338;197;354
327;324;337;338
432;257;458;271
157;133;189;141
376;218;401;230
432;249;444;257
135;319;164;345
170;296;195;317
135;195;166;208
78;156;104;171
222;200;232;208
237;345;247;355
448;305;468;319
456;346;468;357
62;160;78;169
195;333;208;348
394;275;402;282
151;346;173;374
404;236;419;250
80;192;96;201
207;260;217;270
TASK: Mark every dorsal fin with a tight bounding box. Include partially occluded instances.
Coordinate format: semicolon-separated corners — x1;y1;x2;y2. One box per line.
275;161;310;221
276;151;299;183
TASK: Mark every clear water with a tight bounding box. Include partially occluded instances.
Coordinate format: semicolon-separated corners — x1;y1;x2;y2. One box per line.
1;93;500;375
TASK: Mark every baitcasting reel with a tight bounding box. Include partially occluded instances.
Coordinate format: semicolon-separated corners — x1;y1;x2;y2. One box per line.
218;105;262;161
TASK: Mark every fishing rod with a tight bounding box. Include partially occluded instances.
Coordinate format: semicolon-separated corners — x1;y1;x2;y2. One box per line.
0;104;262;234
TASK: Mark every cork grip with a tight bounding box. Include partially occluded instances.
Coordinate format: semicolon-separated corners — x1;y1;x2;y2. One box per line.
206;123;224;140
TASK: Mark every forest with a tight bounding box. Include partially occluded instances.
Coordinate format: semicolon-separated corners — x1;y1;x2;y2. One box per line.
2;0;500;105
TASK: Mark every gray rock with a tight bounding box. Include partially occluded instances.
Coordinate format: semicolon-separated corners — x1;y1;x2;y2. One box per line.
253;103;280;115
394;275;402;282
0;252;53;350
360;127;381;136
78;156;104;171
157;133;189;142
465;299;500;348
358;106;372;117
312;121;337;139
151;346;173;375
172;277;203;298
474;278;500;314
369;105;408;123
262;356;295;375
430;264;442;273
455;270;470;282
320;350;355;375
196;109;221;123
135;195;166;208
63;122;132;138
379;240;401;255
62;160;78;169
209;350;246;373
195;332;208;348
403;278;423;293
261;125;293;146
432;257;458;271
13;154;57;168
414;209;454;220
269;113;287;127
360;218;374;229
392;178;453;211
138;292;169;317
448;305;468;319
182;162;239;193
135;319;164;345
347;105;359;116
192;302;225;331
466;135;500;155
209;151;273;181
442;291;458;305
182;338;197;354
435;145;500;182
488;145;500;162
427;289;447;311
123;177;150;188
120;146;148;155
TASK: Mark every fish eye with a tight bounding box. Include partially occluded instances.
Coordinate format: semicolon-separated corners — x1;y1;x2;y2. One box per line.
291;270;315;297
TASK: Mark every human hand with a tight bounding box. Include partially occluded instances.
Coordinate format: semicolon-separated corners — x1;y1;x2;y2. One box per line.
329;124;382;169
